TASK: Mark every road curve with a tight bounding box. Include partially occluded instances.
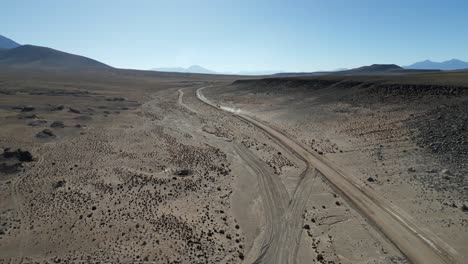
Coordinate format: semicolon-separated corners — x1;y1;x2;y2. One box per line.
179;87;320;263
196;87;461;264
177;88;199;114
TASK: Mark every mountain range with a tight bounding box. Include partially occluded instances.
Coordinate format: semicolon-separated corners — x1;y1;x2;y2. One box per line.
1;34;467;73
404;59;468;70
151;66;280;76
152;60;468;76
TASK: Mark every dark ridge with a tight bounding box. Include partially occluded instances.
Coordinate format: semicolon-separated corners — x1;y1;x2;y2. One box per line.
233;78;340;89
347;64;402;72
231;73;468;98
271;64;440;77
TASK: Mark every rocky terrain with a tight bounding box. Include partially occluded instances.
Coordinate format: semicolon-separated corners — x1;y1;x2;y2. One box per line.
1;67;466;263
0;69;253;263
205;71;468;262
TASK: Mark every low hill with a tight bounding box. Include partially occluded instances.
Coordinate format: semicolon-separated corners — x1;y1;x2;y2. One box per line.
0;35;20;49
0;45;111;70
342;64;402;73
333;64;439;75
274;64;439;77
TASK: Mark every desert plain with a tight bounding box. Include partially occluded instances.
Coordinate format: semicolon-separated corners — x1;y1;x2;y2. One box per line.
0;67;467;264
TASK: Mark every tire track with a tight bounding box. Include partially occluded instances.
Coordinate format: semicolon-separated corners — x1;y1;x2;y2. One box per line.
232;143;288;264
177;88;199;114
181;87;319;263
10;155;45;264
196;86;461;264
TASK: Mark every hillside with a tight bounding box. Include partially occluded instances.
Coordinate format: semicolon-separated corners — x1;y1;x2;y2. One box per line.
0;45;111;70
0;35;20;49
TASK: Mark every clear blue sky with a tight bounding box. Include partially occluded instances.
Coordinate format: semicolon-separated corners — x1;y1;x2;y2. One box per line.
2;0;468;72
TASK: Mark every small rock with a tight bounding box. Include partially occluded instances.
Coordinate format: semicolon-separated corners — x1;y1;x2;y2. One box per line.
441;169;452;175
367;177;376;182
36;129;55;138
69;108;81;114
317;254;324;261
2;149;33;162
0;162;22;174
106;97;126;102
18;113;37;119
462;203;468;212
50;121;65;128
20;105;35;112
28;120;47;126
53;180;66;189
408;167;416;173
175;168;191;176
52;105;64;111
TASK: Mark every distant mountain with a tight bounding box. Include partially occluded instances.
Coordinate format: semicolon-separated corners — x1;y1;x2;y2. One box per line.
186;65;216;74
152;66;187;72
152;65;216;74
272;72;328;77
332;68;348;72
0;45;111;70
0;35;20;49
236;70;281;76
152;66;282;75
405;59;468;70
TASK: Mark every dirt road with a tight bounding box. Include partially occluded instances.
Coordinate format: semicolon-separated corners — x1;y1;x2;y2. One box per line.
180;87;321;263
195;87;461;264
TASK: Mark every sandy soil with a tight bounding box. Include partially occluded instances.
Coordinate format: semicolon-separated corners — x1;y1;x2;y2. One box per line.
0;70;253;263
1;68;465;264
205;74;468;263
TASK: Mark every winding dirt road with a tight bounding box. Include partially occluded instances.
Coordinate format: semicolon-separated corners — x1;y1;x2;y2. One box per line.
194;86;461;264
179;87;319;263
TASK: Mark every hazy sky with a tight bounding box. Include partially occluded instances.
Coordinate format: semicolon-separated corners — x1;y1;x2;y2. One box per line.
3;0;468;72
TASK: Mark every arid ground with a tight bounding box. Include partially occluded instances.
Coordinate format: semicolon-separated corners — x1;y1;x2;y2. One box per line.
0;68;467;264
